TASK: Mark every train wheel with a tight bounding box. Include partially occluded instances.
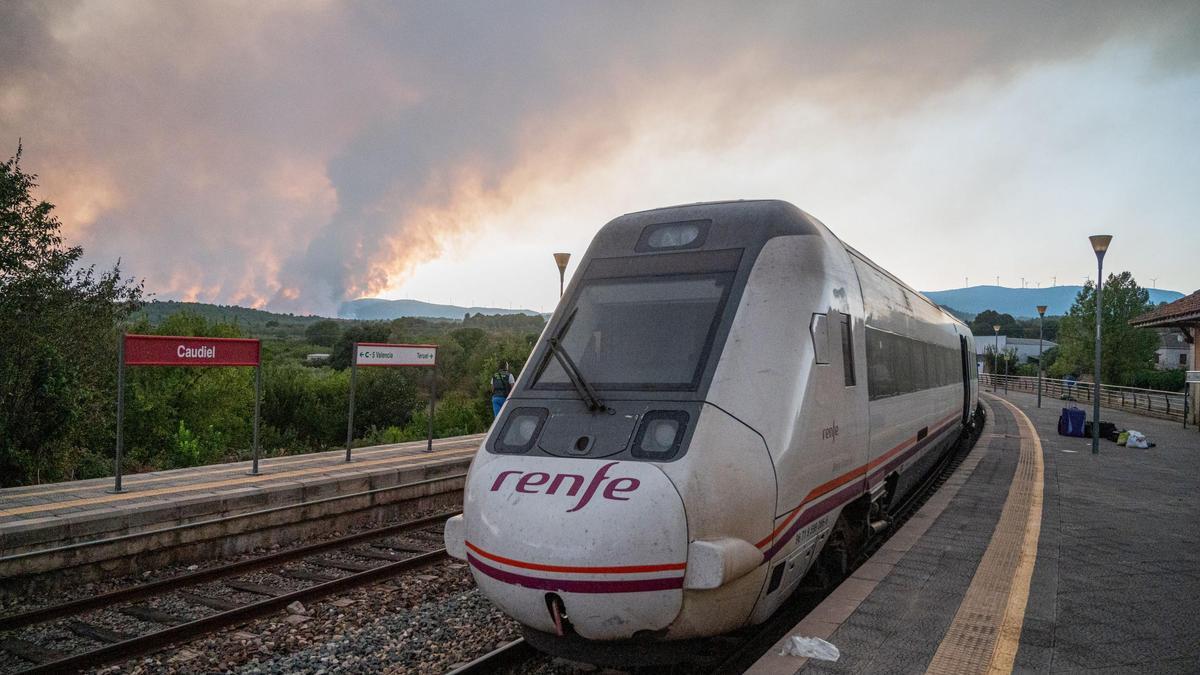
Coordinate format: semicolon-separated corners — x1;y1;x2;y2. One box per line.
809;498;869;588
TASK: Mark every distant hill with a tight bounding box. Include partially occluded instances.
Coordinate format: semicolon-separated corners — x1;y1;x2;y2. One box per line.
922;286;1184;318
338;298;542;320
137;301;333;328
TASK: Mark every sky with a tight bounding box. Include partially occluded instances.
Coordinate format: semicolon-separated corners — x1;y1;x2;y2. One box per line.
3;1;1198;316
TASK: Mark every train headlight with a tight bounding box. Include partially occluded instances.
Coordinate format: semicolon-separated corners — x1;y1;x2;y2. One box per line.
495;407;548;453
649;223;701;248
632;411;689;460
636;220;710;251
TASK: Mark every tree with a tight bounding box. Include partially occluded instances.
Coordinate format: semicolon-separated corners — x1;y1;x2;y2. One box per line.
330;322;392;369
1054;272;1158;384
969;309;1020;338
0;144;143;485
304;319;341;347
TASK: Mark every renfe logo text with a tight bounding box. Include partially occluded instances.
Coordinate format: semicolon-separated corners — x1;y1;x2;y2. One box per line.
489;461;640;512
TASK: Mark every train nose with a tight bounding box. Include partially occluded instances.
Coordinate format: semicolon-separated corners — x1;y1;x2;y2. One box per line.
452;457;687;640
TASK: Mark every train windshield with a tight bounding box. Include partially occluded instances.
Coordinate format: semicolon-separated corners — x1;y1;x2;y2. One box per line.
533;272;734;391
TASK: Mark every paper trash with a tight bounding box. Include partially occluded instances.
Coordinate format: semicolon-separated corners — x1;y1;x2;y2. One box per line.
780;635;841;661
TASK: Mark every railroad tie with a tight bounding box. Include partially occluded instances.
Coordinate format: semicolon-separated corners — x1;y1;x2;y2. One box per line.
348;548;408;562
0;637;67;664
277;569;340;583
371;541;429;553
176;591;241;611
119;605;186;625
67;620;134;644
310;557;376;572
225;580;290;597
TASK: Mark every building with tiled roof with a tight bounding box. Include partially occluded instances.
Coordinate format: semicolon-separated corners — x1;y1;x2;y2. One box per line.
1131;290;1199;419
1131;290;1200;328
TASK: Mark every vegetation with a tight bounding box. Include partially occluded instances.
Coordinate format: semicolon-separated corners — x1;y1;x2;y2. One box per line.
0;145;545;487
1051;272;1158;385
969;309;1060;343
974;275;1173;389
1;145;144;484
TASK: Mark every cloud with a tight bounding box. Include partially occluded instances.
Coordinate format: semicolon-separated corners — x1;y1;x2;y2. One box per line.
2;1;1197;313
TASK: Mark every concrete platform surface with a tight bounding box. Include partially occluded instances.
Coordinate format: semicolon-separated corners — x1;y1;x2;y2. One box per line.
749;390;1200;674
0;435;481;567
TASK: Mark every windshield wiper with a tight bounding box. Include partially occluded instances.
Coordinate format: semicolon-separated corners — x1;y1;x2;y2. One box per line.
546;337;608;413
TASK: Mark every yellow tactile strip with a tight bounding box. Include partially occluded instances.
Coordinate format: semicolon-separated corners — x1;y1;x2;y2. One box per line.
0;445;477;519
926;394;1044;674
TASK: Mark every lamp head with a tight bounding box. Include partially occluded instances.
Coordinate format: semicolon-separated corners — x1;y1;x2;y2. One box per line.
993;324;1001;333
1089;234;1112;256
1037;305;1047;317
553;252;571;272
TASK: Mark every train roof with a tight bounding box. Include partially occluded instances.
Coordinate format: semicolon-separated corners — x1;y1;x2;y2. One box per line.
590;199;821;256
843;243;968;329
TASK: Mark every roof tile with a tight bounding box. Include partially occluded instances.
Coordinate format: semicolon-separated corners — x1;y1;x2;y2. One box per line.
1130;290;1200;327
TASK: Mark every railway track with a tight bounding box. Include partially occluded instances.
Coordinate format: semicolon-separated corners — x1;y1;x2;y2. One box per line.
0;511;458;674
444;638;539;674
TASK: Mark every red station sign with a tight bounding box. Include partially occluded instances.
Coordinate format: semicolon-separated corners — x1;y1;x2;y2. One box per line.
123;334;261;367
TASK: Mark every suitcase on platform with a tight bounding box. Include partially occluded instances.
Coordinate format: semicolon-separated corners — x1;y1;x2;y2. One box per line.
1082;420;1118;440
1058;406;1086;437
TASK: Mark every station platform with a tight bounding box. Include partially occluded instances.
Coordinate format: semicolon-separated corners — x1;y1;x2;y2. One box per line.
749;390;1200;674
0;436;480;584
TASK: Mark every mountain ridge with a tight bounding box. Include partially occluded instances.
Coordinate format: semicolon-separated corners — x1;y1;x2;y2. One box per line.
922;285;1184;318
338;297;542;320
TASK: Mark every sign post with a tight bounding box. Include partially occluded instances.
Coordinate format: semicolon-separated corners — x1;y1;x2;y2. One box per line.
345;356;358;463
1187;371;1200;431
111;335;126;493
427;367;437;453
346;343;438;462
113;334;262;492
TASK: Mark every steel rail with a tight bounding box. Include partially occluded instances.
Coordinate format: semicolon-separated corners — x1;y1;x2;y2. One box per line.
443;638;539;674
18;549;450;674
0;510;459;632
0;468;470;567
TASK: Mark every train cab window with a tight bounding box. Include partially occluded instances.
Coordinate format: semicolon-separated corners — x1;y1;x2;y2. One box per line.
840;315;855;386
533;272;734;391
810;314;830;365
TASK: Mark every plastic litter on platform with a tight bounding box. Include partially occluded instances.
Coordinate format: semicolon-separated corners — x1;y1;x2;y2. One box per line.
780;635;841;661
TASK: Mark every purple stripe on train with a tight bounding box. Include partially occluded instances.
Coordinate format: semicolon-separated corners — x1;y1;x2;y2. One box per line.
468;554;685;594
764;418;959;562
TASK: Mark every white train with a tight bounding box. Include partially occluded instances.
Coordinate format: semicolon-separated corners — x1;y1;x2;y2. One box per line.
444;200;978;658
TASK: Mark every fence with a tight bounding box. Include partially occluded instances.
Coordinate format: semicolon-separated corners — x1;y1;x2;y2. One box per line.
980;374;1190;425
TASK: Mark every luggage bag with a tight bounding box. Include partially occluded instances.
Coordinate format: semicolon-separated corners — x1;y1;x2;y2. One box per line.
1058;406;1086;437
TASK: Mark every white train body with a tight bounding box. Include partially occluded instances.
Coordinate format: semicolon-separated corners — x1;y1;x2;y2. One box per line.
444;200;978;648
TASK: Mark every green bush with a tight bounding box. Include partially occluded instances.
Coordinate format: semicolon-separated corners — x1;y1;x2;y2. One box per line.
1126;369;1186;392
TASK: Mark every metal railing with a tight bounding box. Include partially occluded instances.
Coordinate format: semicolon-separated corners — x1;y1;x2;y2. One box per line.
980;373;1190;425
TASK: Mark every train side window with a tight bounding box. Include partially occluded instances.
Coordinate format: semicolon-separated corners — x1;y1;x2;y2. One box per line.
810;314;830;365
840;315;855;386
894;335;913;394
865;327;892;399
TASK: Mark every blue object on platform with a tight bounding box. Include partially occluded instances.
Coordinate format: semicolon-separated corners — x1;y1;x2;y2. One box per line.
1058;406;1086;437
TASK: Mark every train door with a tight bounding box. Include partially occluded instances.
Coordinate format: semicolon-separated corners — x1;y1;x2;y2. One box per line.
959;335;971;425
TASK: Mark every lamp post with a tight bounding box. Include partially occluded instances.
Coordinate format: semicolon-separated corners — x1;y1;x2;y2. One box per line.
1036;305;1047;408
1004;342;1010;394
1089;235;1112;455
553;252;571;298
993;324;1001;392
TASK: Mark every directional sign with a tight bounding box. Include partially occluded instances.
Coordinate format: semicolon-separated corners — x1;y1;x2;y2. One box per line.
124;334;261;367
355;342;437;367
